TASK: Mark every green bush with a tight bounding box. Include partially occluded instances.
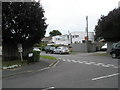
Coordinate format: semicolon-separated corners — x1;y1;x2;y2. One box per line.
34;43;47;51
52;44;60;48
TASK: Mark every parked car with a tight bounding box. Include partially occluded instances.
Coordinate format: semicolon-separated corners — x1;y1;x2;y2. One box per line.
100;43;107;51
110;42;120;59
50;47;56;54
54;46;70;54
45;46;56;54
33;47;41;52
45;46;51;54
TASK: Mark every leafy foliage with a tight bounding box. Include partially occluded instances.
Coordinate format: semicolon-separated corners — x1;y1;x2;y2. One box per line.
34;42;47;51
2;2;47;47
49;30;62;36
95;7;120;41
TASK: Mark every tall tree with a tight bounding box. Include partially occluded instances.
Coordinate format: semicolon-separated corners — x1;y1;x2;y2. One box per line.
2;2;48;60
95;7;120;42
49;30;62;37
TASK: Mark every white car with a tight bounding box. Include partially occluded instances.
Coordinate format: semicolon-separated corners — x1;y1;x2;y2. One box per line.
33;47;41;52
54;46;70;54
100;43;107;51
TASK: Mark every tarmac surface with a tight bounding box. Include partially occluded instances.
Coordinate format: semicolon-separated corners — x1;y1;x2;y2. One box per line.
2;51;119;89
2;58;59;78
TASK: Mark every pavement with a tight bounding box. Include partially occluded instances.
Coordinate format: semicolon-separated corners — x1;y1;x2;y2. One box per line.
2;58;59;78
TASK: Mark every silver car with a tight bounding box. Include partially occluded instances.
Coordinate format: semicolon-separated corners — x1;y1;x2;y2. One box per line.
54;46;70;54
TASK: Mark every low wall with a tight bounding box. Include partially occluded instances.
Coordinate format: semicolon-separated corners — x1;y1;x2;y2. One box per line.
72;43;96;52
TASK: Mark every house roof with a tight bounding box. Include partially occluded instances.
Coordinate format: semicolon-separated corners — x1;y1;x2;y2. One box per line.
41;37;52;42
99;39;106;42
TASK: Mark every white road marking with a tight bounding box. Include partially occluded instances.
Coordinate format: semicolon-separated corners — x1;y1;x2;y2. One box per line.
62;59;66;61
94;63;104;66
113;66;118;68
67;59;71;62
72;60;78;63
62;59;118;68
58;58;62;59
42;86;55;90
82;61;88;63
53;61;60;67
71;60;75;62
92;73;119;81
107;64;115;67
27;71;32;72
89;62;96;64
102;64;110;67
78;61;83;63
85;62;92;65
40;67;50;71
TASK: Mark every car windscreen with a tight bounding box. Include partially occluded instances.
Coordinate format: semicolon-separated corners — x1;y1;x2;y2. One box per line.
45;46;51;49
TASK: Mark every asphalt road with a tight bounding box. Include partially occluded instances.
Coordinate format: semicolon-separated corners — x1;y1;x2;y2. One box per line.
2;52;119;88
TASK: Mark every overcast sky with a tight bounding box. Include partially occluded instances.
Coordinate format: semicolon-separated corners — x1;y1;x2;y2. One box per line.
37;0;120;36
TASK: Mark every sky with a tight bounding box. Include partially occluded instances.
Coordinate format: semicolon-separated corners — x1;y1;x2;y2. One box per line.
36;0;120;36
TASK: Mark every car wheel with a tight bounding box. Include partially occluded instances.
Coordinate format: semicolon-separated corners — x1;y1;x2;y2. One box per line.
50;51;52;54
111;53;117;59
60;51;62;55
51;51;53;54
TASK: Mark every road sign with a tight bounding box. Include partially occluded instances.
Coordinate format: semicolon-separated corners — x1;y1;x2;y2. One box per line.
17;43;23;62
17;43;23;52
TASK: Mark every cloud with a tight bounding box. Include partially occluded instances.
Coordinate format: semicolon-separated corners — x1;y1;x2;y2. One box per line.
40;0;119;36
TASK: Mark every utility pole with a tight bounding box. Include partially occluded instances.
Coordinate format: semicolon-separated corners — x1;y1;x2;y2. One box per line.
86;16;89;41
118;1;120;7
68;31;72;45
38;0;41;2
86;16;89;52
70;33;72;44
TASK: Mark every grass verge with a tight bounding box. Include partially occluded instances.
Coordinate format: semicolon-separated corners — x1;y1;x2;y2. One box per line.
93;53;110;56
40;55;57;60
2;55;57;67
69;51;78;54
2;60;27;67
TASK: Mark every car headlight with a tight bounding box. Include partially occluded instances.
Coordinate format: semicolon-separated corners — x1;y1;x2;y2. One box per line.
62;50;65;52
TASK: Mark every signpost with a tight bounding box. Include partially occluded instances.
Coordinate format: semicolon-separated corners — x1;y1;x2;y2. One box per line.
17;43;23;63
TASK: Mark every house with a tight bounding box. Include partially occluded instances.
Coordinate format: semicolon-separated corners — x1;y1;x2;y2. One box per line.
41;37;52;44
50;31;94;45
52;34;70;45
71;31;94;43
41;31;96;52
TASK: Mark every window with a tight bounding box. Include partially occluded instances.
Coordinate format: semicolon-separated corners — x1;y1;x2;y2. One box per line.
56;38;60;41
75;35;79;38
116;44;120;48
72;35;79;38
